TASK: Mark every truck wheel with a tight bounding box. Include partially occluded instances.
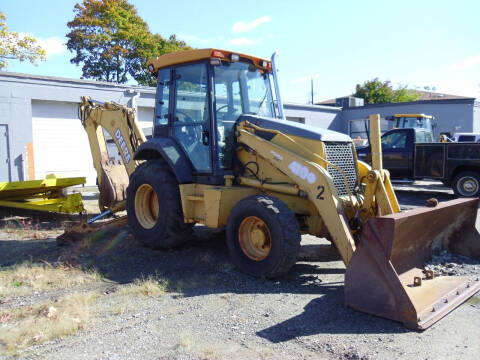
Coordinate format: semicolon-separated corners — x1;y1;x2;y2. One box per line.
226;195;301;279
126;159;191;249
453;171;480;197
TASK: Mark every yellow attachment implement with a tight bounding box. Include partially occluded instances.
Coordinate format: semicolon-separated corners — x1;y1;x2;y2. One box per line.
0;176;85;214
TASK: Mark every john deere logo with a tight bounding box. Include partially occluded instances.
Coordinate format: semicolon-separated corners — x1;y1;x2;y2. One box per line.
115;128;131;163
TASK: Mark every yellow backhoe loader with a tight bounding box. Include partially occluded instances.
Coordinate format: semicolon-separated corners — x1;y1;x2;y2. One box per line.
62;48;479;330
127;48;480;329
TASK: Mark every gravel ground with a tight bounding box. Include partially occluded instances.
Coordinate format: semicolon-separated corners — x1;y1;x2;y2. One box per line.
425;250;480;277
0;184;479;359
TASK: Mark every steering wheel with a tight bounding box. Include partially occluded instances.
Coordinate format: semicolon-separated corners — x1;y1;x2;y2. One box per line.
216;104;234;120
216;104;229;113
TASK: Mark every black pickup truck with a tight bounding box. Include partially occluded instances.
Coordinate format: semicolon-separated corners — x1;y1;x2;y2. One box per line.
356;128;480;197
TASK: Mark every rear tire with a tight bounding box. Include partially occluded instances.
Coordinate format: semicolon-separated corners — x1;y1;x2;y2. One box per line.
226;195;301;279
126;159;192;249
452;171;480;197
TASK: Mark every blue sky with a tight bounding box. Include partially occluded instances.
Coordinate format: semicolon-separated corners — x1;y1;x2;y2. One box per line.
2;0;480;103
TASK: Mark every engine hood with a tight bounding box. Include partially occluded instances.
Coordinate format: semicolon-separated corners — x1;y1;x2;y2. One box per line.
238;115;352;142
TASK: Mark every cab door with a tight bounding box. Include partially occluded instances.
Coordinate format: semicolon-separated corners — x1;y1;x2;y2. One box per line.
381;129;412;178
172;62;212;173
153;67;171;137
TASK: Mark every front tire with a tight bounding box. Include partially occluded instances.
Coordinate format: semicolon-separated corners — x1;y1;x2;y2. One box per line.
453;171;480;197
226;195;301;279
126;159;192;249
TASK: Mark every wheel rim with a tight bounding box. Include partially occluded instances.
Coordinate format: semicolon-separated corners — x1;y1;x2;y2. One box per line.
134;184;159;229
238;216;272;261
458;176;479;196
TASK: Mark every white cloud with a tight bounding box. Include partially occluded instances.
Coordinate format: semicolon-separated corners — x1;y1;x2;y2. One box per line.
226;37;262;46
232;15;271;33
450;55;480;70
37;37;66;58
19;33;66;59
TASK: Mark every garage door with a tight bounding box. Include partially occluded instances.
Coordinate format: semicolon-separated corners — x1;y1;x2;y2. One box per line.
32;100;97;185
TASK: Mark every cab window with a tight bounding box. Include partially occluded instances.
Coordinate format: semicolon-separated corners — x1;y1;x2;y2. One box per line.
382;132;407;150
172;63;212;172
213;61;274;169
155;68;171;126
415;131;433;143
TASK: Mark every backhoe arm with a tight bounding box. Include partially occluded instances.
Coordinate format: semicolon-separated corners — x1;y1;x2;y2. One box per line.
58;97;147;244
79;96;146;177
79;96;146;210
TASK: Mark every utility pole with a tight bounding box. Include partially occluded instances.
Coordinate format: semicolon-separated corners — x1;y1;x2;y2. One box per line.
310;78;314;104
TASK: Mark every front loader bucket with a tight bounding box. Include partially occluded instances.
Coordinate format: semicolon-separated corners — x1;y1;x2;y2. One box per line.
345;198;480;330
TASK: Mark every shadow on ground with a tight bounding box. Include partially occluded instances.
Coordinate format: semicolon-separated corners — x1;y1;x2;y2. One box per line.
1;187;475;340
256;296;407;340
0;222;409;336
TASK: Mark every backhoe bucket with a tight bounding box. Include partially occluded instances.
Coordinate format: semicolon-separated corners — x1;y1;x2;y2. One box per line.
345;198;480;330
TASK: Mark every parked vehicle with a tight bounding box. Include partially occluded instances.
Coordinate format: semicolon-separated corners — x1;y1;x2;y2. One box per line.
388;113;436;136
357;127;480;197
354;113;438;145
453;132;480;142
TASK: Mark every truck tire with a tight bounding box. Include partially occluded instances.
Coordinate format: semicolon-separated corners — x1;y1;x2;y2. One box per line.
226;195;301;279
452;171;480;197
126;159;192;249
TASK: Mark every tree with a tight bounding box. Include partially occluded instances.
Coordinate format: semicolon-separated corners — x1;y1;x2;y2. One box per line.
132;34;190;87
66;0;190;85
392;86;422;103
0;12;46;70
66;0;151;84
354;78;420;104
354;78;395;104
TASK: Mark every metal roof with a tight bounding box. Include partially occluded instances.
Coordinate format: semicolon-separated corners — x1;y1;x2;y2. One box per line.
147;48;270;73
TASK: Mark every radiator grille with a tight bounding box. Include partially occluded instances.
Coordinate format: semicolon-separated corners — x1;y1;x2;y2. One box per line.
324;142;358;196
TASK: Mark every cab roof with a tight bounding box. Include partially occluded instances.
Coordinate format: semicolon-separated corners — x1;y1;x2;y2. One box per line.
147;48;271;74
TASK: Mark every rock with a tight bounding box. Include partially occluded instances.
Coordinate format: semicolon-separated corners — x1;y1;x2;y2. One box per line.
43;306;57;319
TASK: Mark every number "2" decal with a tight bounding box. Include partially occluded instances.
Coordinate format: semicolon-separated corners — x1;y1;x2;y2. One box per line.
316;185;325;200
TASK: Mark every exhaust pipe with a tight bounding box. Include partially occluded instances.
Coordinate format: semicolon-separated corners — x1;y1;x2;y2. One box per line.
271;51;285;120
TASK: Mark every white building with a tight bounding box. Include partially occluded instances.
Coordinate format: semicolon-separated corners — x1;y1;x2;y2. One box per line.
0;72;340;184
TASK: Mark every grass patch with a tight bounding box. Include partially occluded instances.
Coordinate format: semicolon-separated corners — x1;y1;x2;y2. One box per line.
118;276;170;297
177;332;192;349
0;292;99;355
0;262;102;297
109;302;128;315
199;345;219;360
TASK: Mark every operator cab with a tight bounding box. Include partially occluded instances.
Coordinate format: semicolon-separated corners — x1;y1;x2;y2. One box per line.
148;49;275;183
391;114;435;135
